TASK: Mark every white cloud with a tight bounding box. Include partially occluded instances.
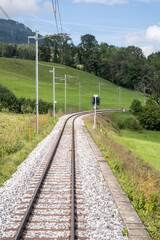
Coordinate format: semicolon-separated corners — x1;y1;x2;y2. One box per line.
123;25;160;57
141;45;156;57
146;25;160;43
124;31;143;46
0;0;41;18
73;0;128;5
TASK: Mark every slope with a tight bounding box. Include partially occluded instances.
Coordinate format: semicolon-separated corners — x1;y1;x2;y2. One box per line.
0;58;144;112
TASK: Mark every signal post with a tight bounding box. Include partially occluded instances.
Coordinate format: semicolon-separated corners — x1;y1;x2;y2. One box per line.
91;94;100;130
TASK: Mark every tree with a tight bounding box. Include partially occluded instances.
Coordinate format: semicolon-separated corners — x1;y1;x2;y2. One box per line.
138;99;160;130
130;99;142;115
45;33;72;65
39;40;51;62
0;84;21;113
145;52;160;106
79;34;98;71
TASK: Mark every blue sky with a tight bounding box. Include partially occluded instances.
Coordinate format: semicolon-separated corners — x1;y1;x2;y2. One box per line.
1;0;160;56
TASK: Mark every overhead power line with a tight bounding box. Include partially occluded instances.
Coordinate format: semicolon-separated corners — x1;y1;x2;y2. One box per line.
52;0;59;34
0;5;11;20
51;0;63;34
56;0;63;34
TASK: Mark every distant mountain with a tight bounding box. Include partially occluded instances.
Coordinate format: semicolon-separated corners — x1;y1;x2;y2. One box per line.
0;19;42;44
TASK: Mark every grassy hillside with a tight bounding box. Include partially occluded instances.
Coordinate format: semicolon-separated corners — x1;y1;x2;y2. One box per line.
110;112;160;172
0;58;144;112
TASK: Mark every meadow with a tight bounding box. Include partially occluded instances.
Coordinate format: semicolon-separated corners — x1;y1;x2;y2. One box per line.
0;58;144;112
110;112;160;172
0;112;58;186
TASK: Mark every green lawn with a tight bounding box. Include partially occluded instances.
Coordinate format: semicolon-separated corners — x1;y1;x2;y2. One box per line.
0;58;144;112
110;112;160;173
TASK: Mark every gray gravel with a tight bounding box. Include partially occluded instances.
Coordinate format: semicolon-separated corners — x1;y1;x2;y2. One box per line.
0;114;128;239
75;117;128;240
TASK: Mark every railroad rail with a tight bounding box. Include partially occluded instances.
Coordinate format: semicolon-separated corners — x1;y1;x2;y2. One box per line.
2;109;124;240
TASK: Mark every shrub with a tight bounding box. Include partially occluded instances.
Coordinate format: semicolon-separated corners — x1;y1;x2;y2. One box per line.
39;99;52;114
19;98;53;114
0;84;53;114
125;118;142;131
18;98;35;114
0;84;21;113
131;98;160;131
138;103;160;130
130;99;142;115
117;117;142;131
117;120;125;129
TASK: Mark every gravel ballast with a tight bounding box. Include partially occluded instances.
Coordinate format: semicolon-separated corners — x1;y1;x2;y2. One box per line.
0;114;128;239
75;117;128;240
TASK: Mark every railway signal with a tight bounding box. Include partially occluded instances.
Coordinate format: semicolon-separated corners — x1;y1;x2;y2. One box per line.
91;95;100;129
91;96;100;106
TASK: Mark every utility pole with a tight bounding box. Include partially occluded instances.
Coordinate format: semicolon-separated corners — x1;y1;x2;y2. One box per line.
119;86;121;109
76;82;81;112
53;68;55;117
144;86;146;105
65;74;67;114
28;29;39;135
99;83;101;109
49;68;55;118
93;94;98;130
79;82;81;112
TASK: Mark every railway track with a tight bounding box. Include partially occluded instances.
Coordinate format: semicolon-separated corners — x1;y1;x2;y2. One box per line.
1;109;124;240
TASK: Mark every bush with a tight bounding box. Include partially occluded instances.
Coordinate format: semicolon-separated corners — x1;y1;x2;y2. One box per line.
0;84;53;114
117;117;142;131
130;99;142;115
39;99;52;114
19;97;53;114
19;97;35;114
0;84;21;113
138;102;160;130
130;98;160;131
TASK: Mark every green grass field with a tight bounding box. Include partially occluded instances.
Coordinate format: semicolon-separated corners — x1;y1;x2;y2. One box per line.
0;112;58;186
0;58;144;112
110;112;160;173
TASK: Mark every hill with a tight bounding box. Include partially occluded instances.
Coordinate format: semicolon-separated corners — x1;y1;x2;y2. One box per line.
0;19;42;44
0;58;144;112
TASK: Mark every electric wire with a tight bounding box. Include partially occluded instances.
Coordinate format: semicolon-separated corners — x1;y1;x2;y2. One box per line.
56;0;63;33
51;0;59;34
0;5;11;20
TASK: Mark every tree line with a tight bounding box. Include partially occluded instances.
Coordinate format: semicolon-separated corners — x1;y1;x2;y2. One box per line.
0;33;160;105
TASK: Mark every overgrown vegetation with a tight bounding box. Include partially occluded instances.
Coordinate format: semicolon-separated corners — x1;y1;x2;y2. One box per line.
0;112;58;186
84;114;160;240
0;83;21;112
0;84;53;114
130;99;160;130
